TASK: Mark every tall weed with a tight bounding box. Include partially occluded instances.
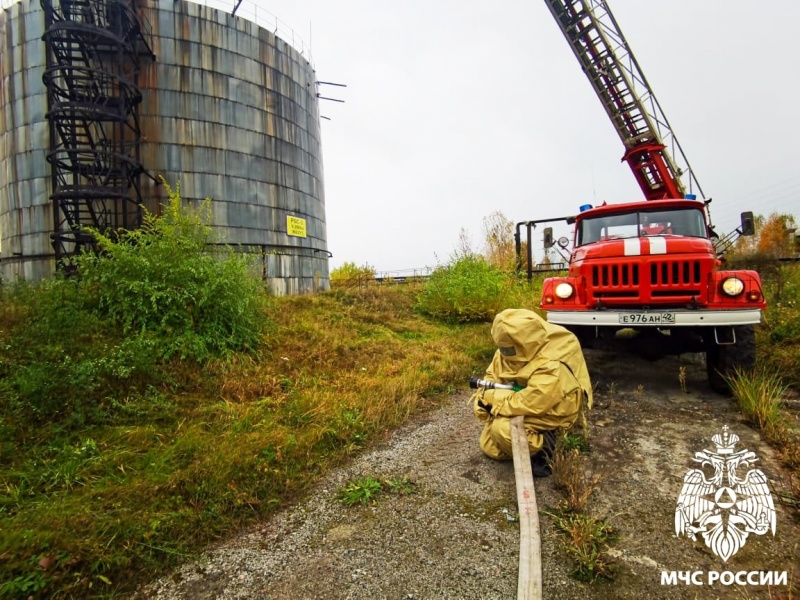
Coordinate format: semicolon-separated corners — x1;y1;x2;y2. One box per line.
726;367;789;435
417;255;514;323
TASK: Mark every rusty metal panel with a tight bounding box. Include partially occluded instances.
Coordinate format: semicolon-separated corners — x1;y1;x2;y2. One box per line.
2;0;328;291
0;0;52;281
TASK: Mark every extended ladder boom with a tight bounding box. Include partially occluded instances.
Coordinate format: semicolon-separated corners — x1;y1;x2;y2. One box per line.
545;0;705;201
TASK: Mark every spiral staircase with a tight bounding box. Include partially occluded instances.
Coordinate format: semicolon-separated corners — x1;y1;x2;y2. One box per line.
40;0;154;264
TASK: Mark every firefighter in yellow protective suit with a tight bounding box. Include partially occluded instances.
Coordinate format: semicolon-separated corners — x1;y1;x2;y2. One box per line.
472;308;592;476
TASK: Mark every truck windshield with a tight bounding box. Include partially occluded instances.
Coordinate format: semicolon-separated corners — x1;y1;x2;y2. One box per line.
577;208;707;246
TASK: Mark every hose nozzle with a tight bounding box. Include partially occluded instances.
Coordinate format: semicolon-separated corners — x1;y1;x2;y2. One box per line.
469;376;516;390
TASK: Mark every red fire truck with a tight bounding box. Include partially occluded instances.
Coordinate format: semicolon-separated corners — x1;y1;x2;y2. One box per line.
517;0;765;392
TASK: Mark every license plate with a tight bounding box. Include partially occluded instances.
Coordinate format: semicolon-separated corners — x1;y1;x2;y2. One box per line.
618;312;675;325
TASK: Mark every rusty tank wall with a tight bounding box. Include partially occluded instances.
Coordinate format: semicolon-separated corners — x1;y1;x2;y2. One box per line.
0;0;53;281
0;0;329;295
137;1;329;296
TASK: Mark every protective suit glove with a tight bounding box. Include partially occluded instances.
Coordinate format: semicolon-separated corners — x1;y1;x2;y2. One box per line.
481;388;515;416
472;393;492;423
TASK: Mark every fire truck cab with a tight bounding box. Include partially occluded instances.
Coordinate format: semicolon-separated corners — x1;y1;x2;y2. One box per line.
518;201;763;392
534;0;767;392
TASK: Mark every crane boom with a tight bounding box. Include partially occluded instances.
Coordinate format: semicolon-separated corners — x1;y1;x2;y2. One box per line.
544;0;705;201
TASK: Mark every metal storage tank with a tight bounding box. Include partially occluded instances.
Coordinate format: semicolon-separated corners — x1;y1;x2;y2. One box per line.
0;0;330;295
0;0;51;280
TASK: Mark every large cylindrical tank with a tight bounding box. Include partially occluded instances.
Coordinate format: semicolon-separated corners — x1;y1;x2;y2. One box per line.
0;0;51;281
0;0;329;295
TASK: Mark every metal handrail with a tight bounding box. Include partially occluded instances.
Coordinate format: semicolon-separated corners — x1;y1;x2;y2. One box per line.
186;0;313;66
1;0;313;66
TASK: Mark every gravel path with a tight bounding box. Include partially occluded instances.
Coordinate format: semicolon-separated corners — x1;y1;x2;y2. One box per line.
136;350;800;600
136;390;579;599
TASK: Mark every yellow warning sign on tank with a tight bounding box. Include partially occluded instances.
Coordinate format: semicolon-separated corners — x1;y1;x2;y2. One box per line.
286;216;307;238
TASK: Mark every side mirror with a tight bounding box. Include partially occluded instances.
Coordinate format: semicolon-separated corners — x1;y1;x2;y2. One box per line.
543;227;554;248
740;211;755;236
557;236;570;249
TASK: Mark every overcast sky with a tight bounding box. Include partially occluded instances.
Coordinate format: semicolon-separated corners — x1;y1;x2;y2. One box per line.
220;1;800;272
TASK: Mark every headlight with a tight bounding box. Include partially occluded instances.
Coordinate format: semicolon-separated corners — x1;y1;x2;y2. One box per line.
721;277;744;297
555;282;574;299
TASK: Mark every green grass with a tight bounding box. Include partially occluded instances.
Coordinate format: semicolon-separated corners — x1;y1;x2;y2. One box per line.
737;262;800;486
726;367;800;473
561;432;590;454
337;475;416;506
727;367;787;432
338;477;383;506
718;262;800;519
758;263;800;385
383;476;415;495
0;286;492;598
0;258;795;598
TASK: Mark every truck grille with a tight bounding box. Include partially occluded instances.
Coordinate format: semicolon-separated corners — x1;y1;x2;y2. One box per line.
592;264;639;287
589;260;705;302
650;260;702;286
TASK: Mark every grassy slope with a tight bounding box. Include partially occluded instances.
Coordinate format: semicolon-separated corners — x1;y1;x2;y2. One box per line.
1;264;797;598
0;286;494;598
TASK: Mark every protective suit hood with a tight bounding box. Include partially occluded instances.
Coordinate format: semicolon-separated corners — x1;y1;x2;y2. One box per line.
491;308;593;408
492;308;574;363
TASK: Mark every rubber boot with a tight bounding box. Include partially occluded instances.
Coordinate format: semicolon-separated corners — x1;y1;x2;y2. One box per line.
531;430;556;478
531;451;552;478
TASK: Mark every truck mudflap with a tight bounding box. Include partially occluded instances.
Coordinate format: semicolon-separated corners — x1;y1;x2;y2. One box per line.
546;309;761;327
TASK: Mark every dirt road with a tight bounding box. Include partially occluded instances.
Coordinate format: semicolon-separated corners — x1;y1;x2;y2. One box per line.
138;350;799;599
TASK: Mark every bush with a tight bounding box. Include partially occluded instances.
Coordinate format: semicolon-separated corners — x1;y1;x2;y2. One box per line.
0;181;272;428
417;255;514;323
74;181;271;362
330;262;376;288
758;262;800;384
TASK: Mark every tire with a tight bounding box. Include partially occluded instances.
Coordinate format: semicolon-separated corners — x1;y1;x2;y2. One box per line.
706;325;756;394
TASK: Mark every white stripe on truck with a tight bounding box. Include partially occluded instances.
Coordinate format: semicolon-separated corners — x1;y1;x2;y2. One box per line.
649;236;667;254
624;238;640;256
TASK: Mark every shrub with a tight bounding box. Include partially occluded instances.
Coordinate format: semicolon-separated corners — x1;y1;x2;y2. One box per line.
330;262;376;288
417;255;514;323
758;262;800;384
74;181;271;362
0;181;272;427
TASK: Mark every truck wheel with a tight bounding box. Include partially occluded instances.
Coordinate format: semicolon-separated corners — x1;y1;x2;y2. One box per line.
706;325;756;394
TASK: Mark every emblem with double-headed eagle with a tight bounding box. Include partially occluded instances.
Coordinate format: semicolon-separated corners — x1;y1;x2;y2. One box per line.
675;425;776;562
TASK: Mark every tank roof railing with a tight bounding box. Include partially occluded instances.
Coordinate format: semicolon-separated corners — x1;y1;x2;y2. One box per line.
1;0;312;66
185;0;313;67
